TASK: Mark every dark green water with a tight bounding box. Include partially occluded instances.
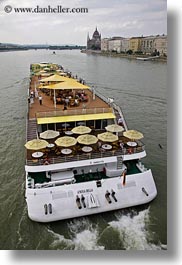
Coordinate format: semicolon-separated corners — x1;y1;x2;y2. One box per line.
0;50;167;250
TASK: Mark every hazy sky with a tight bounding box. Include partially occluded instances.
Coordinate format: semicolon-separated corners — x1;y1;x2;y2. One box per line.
0;0;167;45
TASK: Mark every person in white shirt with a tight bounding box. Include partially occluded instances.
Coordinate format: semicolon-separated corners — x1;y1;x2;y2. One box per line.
39;95;42;105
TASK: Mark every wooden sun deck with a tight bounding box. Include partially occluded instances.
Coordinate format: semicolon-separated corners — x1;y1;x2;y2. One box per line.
26;130;145;167
26;144;145;166
29;75;110;119
26;70;138;166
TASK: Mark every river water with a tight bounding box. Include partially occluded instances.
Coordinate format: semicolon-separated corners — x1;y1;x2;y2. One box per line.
0;49;167;250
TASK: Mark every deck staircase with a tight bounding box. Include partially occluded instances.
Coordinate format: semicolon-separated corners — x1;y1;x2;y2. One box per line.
117;156;123;169
27;119;37;141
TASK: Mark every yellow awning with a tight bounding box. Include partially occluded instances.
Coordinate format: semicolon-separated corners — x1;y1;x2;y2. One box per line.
42;80;90;90
37;113;115;125
39;76;90;90
39;74;68;82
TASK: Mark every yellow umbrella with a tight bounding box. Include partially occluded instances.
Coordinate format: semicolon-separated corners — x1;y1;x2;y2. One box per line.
55;136;77;147
37;73;52;77
77;134;98;145
24;139;49;150
38;63;49;68
35;71;50;76
39;75;69;109
97;132;118;142
39;74;67;83
123;130;144;140
72;126;91;135
40;130;59;139
56;70;67;76
105;124;124;133
59;72;67;76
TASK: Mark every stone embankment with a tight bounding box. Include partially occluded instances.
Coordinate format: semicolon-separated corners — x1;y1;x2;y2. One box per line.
81;50;167;62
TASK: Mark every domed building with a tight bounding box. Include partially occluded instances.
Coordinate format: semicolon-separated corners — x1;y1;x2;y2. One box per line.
87;27;101;50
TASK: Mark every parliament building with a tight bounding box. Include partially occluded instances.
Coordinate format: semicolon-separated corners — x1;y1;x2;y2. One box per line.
87;27;101;50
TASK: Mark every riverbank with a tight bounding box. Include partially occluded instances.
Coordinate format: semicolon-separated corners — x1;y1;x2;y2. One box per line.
0;48;28;52
81;49;167;62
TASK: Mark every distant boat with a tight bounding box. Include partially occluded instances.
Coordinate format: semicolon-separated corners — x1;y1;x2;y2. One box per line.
136;56;159;61
53;51;56;55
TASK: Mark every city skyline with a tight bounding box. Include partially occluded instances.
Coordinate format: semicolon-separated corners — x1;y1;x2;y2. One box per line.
0;0;167;45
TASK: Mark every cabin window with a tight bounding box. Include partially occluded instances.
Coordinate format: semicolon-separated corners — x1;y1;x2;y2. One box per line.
86;120;94;127
37;125;42;133
95;120;101;129
56;123;62;130
69;122;75;128
102;119;107;129
42;124;47;131
48;123;55;130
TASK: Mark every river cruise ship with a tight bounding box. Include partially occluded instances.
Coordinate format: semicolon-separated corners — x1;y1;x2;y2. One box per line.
25;62;157;222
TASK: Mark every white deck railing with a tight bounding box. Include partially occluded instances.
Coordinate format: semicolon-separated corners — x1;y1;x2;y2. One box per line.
36;107;113;118
26;145;145;166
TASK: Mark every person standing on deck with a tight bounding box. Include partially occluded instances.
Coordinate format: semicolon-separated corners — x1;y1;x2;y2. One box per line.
118;117;123;126
30;94;34;105
63;104;67;111
39;95;42;105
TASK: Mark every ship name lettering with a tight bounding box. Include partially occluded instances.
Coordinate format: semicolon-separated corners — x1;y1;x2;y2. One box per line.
77;189;93;194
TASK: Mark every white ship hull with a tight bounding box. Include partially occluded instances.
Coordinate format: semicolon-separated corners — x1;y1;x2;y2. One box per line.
26;169;157;223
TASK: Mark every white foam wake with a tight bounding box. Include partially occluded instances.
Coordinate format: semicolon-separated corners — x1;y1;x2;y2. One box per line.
48;218;104;250
72;229;104;250
47;209;167;250
108;208;166;250
48;228;74;250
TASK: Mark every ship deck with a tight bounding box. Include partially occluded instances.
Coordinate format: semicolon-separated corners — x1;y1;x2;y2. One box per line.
26;70;145;166
29;75;110;119
28;160;141;185
26;133;145;167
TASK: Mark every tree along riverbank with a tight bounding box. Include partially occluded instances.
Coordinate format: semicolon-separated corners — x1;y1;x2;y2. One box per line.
81;49;167;62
